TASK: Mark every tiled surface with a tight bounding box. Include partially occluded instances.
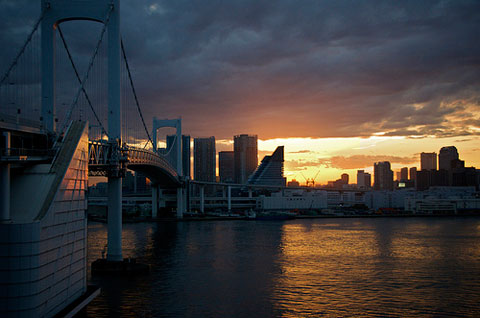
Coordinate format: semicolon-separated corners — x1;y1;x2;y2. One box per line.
0;126;88;317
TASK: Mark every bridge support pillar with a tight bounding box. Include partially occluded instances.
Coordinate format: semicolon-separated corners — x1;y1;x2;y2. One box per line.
152;185;158;218
107;177;123;262
0;132;11;222
227;186;231;213
176;188;184;218
200;185;205;214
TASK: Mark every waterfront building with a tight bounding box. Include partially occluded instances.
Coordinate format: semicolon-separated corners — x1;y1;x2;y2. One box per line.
421;152;437;170
0;122;90;317
439;146;459;171
194;137;216;182
234;134;258;184
248;146;286;187
219;151;234;183
258;190;328;210
374;161;394;191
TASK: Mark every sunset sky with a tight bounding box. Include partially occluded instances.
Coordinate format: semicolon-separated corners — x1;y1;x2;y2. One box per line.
1;0;479;184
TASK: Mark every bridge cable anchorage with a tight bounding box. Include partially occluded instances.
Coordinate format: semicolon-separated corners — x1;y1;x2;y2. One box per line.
57;5;114;141
121;40;154;150
57;25;109;139
0;7;47;86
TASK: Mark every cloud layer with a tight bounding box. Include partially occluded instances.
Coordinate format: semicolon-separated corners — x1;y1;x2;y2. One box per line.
1;0;479;140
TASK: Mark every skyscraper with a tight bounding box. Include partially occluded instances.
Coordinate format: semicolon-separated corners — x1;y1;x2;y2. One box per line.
400;167;408;181
247;146;286;186
234;134;258;184
421;152;437;170
439;146;459;171
357;170;371;188
409;167;417;181
374;161;394;190
194;137;216;182
166;134;191;178
341;173;349;184
219;151;234;183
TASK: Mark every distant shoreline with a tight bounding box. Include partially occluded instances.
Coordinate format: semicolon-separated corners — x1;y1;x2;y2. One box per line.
87;213;480;223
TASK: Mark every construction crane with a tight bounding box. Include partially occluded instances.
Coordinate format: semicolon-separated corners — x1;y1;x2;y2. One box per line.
300;170;321;187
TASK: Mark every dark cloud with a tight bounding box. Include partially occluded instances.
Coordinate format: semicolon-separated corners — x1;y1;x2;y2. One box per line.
1;0;479;140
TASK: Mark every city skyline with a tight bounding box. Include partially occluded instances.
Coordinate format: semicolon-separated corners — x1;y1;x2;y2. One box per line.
1;0;479;184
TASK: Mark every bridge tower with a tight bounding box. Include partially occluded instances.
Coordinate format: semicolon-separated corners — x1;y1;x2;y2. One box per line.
41;0;124;261
152;118;185;218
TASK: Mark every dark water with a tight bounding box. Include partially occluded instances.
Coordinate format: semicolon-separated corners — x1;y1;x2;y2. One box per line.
80;217;480;317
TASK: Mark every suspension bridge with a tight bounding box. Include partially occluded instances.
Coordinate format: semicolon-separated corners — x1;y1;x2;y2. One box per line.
0;1;189;315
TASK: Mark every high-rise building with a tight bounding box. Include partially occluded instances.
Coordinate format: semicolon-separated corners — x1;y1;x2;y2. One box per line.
396;171;402;181
357;170;372;188
439;146;459;171
166;134;191;178
234;134;258;184
374;161;394;190
194;137;216;182
341;173;349;184
219;151;234;183
421;152;437;170
400;167;408;181
365;172;371;188
182;135;191;179
409;167;417;181
248;146;286;186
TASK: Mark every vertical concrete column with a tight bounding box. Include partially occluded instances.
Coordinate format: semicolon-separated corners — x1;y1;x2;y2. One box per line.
107;1;123;262
152;185;158;218
0;132;10;222
176;187;184;218
200;185;205;214
228;186;232;212
107;177;122;261
248;187;252;198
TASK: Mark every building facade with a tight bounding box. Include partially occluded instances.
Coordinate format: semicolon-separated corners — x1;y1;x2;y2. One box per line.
247;146;286;186
194;137;216;182
374;161;394;191
234;134;258;184
219;151;234;183
421;152;437;170
439;146;459;171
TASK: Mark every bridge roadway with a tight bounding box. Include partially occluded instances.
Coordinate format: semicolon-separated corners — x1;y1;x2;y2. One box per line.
88;140;180;188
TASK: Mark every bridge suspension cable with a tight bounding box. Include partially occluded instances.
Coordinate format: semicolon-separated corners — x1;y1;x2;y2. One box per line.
57;5;113;139
57;25;109;138
0;6;47;86
121;40;154;149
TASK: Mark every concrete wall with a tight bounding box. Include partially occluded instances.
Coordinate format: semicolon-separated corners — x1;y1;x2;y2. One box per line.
0;122;88;317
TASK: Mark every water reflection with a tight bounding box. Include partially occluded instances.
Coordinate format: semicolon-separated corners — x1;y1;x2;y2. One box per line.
273;217;480;317
81;218;480;317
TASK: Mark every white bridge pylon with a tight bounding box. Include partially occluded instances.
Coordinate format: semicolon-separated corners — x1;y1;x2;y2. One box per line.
41;0;123;262
152;117;185;218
